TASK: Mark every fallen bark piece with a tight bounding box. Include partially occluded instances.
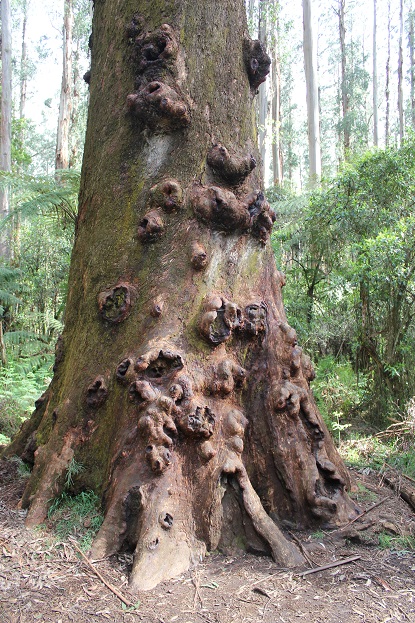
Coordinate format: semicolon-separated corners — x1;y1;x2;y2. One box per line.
299;555;361;577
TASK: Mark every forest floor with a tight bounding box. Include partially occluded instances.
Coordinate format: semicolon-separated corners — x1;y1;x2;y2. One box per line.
1;457;414;623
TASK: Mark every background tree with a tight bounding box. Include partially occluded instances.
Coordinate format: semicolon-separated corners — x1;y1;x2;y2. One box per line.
302;0;321;185
4;0;356;591
1;0;12;258
55;0;74;171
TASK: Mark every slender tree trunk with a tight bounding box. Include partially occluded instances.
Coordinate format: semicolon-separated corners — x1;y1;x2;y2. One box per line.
409;6;415;130
372;0;378;146
398;0;404;144
0;0;12;259
302;0;321;186
258;0;268;176
385;0;391;146
339;0;350;157
19;0;28;122
69;38;81;168
55;0;74;171
271;0;282;186
4;0;357;591
271;43;282;185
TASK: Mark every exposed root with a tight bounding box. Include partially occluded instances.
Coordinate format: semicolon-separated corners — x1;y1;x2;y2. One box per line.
236;466;304;567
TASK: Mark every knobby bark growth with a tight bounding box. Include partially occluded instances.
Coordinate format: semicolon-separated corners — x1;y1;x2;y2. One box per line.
4;0;357;591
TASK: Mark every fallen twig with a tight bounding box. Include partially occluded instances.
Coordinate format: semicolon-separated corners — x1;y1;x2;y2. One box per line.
69;539;134;608
236;569;284;595
299;555;361;577
288;531;315;567
334;497;390;532
192;572;202;610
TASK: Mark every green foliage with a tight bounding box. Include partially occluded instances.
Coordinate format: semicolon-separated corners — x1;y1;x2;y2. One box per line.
271;138;415;424
312;357;366;440
64;459;85;489
0;357;51;443
378;533;415;552
340;435;415;480
47;491;104;552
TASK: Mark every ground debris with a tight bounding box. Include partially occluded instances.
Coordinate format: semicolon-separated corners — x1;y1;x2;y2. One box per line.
1;461;415;623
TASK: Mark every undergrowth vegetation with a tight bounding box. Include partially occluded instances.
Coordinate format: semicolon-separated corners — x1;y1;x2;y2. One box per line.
47;490;104;552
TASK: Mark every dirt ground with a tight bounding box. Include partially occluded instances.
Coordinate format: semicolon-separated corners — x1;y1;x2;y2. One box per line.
1;458;414;623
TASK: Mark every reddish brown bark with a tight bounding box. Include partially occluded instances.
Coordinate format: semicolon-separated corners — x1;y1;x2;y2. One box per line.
4;0;357;591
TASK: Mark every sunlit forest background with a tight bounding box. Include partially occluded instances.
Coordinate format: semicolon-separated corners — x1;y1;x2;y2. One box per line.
0;0;414;478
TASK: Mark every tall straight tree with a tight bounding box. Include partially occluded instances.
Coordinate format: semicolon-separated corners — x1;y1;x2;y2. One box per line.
373;0;378;146
55;0;74;170
338;0;350;156
409;5;415;130
0;0;12;259
258;0;268;173
385;0;391;145
4;0;357;590
271;5;283;186
398;0;404;143
302;0;321;185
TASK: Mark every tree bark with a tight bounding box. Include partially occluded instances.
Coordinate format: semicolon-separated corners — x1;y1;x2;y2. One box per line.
4;0;357;591
302;0;321;185
385;0;391;146
55;0;74;171
372;0;378;146
409;6;415;131
0;0;12;259
271;4;282;186
398;0;404;144
258;0;268;176
338;0;350;157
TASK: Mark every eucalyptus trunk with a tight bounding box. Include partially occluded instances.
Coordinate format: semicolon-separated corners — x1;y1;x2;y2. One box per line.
0;0;12;259
302;0;321;185
55;0;74;170
5;0;356;591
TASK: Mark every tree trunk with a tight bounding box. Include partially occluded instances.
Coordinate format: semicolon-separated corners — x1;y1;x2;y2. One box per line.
398;0;404;144
19;0;28;122
55;0;74;171
4;0;357;591
258;0;268;176
0;0;12;259
339;0;350;157
271;1;282;187
409;6;415;131
372;0;378;146
302;0;321;185
385;0;391;146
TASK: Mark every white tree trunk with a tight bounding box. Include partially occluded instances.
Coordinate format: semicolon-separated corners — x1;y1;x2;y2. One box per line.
385;0;391;146
55;0;74;171
398;0;404;144
372;0;378;146
258;0;268;178
302;0;321;185
0;0;12;259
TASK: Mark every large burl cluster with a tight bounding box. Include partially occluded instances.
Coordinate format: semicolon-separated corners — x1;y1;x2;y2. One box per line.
126;20;190;131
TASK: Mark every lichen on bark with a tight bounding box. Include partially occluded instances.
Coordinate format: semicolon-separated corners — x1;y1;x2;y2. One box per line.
3;0;358;591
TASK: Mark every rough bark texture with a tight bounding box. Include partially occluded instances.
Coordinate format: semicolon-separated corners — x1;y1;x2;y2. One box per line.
4;0;357;591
